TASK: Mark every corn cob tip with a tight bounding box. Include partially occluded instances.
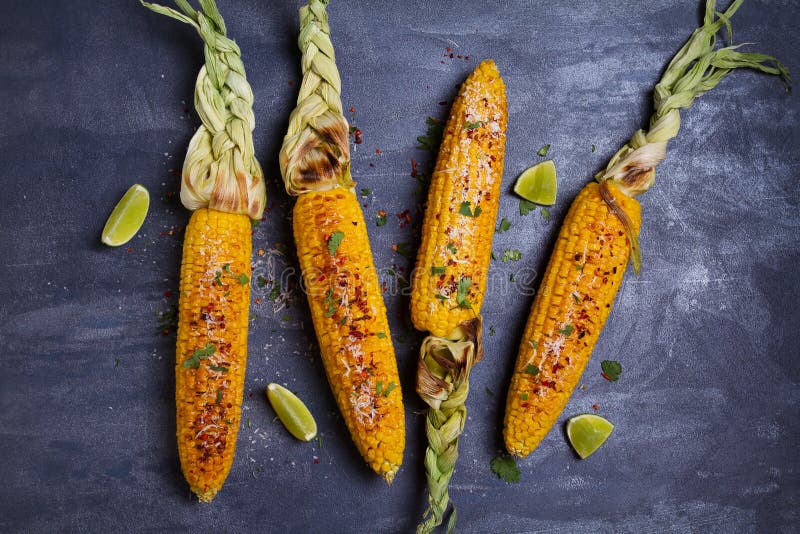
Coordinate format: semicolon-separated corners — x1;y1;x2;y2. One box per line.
383;467;398;485
194;487;219;503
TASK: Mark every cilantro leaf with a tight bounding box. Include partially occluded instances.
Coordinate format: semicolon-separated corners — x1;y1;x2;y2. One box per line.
525;364;539;376
394;242;414;259
456;276;472;309
464;121;484;130
459;201;482;218
446;242;458;254
382;382;397;397
490;455;520;483
257;275;268;288
361;188;371;197
431;266;446;275
376;332;387;339
519;198;537;216
238;273;249;285
496;218;511;233
268;284;281;301
183;343;216;369
501;249;522;262
538;144;551;157
559;324;574;336
324;289;336;318
417;117;443;152
541;207;551;220
601;360;622;382
327;231;345;256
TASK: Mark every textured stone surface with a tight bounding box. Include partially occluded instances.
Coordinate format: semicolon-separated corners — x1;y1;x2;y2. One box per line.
0;1;797;532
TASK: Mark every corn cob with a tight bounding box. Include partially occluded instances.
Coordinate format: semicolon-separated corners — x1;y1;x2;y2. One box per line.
279;0;404;482
143;0;265;501
412;60;507;534
503;0;789;458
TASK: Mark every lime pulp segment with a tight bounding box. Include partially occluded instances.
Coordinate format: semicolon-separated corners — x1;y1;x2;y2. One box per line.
266;383;318;442
101;184;150;246
566;413;614;459
514;160;557;205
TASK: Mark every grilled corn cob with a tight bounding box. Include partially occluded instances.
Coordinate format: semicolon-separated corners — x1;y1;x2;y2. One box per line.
143;0;265;501
503;0;789;458
279;0;404;482
413;60;507;533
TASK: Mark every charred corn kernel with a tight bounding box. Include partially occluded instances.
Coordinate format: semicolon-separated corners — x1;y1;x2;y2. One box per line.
175;208;252;501
293;188;405;481
410;60;508;338
503;182;641;457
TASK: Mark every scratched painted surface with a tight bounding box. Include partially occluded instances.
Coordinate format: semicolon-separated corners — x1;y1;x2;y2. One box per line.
0;0;797;532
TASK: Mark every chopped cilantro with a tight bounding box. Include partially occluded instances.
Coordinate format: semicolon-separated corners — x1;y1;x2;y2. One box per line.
431;266;447;275
383;382;397;397
376;332;387;339
485;387;495;397
114;357;121;367
216;389;223;403
324;289;336;318
315;435;323;449
339;316;347;325
501;249;522;262
530;340;538;349
247;417;251;428
327;231;345;256
541;208;551;220
435;294;448;302
456;276;472;309
591;144;597;153
601;360;622;382
490;455;520;483
208;365;229;372
572;292;581;304
222;263;232;274
520;393;529;400
464;120;484;130
446;242;458;254
496;218;511;233
490;251;497;260
489;326;496;337
417;117;444;152
361;188;371;197
525;364;539;376
376;381;383;396
238;273;249;285
538;144;551;157
183;343;216;369
519;198;537;216
257;275;268;288
214;271;223;286
559;324;574;336
459;201;482;218
376;212;387;226
509;273;515;282
268;284;281;301
394;242;414;259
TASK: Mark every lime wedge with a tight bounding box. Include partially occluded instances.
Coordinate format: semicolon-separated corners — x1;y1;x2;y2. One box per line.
266;383;318;442
566;413;614;459
101;184;150;246
513;160;557;205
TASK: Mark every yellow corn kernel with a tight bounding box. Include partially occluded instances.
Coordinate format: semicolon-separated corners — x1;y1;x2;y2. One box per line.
411;60;508;336
503;182;641;457
175;207;252;502
294;188;405;482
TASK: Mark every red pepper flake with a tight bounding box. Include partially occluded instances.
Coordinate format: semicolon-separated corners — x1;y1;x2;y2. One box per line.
313;456;320;464
592;404;599;411
396;209;411;228
449;53;454;58
126;247;134;253
375;149;381;155
349;107;355;113
378;210;387;218
440;60;445;64
457;54;462;59
354;129;363;144
163;291;173;298
601;372;612;381
446;47;451;52
255;298;262;305
369;163;375;168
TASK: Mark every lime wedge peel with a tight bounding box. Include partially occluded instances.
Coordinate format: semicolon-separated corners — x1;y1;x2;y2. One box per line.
566;413;614;459
101;184;150;246
514;160;557;206
266;383;318;442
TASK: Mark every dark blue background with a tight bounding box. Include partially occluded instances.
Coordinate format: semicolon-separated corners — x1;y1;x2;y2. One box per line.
1;1;797;532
